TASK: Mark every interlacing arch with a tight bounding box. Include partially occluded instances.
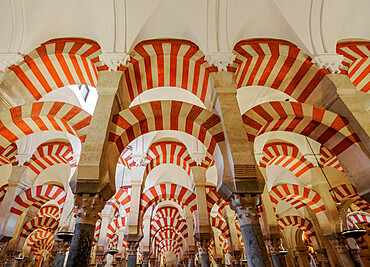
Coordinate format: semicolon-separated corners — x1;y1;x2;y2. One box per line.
20;216;59;238
0;101;92;151
278;216;316;238
121;39;217;109
319;146;344;172
25;142;75;175
337;41;370;93
7;37;106;101
259;142;314;178
140;184;197;215
330;184;370;212
107;216;126;239
269;184;326;213
231;38;334;105
36;204;61;221
242;101;360;156
109;100;225;157
10;184;66;216
0;144;17;166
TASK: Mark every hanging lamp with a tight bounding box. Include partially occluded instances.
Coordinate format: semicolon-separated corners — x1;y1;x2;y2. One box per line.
56;207;74;242
305;137;366;240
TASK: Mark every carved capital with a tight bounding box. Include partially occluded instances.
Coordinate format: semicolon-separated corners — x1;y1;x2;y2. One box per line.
205;52;236;72
197;239;210;255
264;237;281;255
312;54;344;74
99;52;130;71
326;235;349;254
55;240;70;254
316;249;329;264
127;241;139;256
15;153;32;166
142;251;151;263
230;250;241;263
0;53;23;72
229;193;261;224
74;193;105;225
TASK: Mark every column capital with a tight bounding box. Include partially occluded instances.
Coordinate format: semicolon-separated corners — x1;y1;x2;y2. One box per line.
99;52;130;71
325;233;349;254
264;235;281;255
127;240;140;256
196;238;211;255
229;193;261;224
74;193;106;225
205;52;236;72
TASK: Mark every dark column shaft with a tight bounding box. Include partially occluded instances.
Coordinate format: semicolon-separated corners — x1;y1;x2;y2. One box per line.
127;254;136;267
66;223;95;266
53;253;66;267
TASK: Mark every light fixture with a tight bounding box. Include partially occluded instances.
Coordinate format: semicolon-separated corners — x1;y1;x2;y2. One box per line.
56;231;74;242
107;249;119;255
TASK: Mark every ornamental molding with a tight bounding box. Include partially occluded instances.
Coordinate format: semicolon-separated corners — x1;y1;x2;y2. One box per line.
0;53;23;72
190;152;206;166
99;52;130;71
205;52;236;72
130;154;147;167
15;153;32;166
311;54;344;74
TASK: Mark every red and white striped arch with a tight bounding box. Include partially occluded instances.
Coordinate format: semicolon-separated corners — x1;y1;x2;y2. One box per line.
337;41;370;93
10;184;66;216
30;237;54;255
330;184;370;213
8;38;107;101
158;239;182;252
117;146;135;169
152;207;184;222
151;218;188;239
109;186;132;215
242;101;359;157
36;204;61;221
0;144;17;166
20;216;59;238
109;100;225;157
0;184;8;203
232;39;331;104
25;227;54;248
0;101;92;151
141;184;197;214
278;216;316;238
25;142;74;175
319;146;343;172
205;186;228;214
155;229;184;246
107;216;126;239
269;184;326;213
121;39;217;108
92;218;102;248
210;215;230;238
260;142;314;178
160;245;180;256
108;234;119;250
347;213;370;229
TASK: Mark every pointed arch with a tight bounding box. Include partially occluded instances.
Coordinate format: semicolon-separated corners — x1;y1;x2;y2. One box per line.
269;184;326;213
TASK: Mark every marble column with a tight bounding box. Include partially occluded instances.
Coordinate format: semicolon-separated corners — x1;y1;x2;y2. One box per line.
327;235;356;267
53;240;70;267
66;193;105;266
196;237;211;267
127;240;140;267
188;253;195;267
316;249;330;267
264;235;286;267
230;194;271;267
